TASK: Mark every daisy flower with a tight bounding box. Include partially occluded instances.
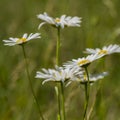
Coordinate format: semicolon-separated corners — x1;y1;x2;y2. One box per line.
77;72;108;84
37;12;81;29
3;33;41;46
64;54;99;69
85;44;120;58
35;66;81;85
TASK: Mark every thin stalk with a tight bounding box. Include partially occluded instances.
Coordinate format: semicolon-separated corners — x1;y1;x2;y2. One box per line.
83;83;88;120
56;27;61;120
56;82;61;120
55;27;65;120
83;67;90;120
22;45;44;120
61;81;65;120
56;27;61;65
87;93;96;120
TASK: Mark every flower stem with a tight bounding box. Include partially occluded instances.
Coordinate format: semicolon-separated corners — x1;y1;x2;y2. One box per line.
61;81;65;120
55;27;62;120
56;83;61;120
22;45;44;120
56;27;61;65
83;67;90;120
83;83;88;120
87;92;96;120
55;27;65;120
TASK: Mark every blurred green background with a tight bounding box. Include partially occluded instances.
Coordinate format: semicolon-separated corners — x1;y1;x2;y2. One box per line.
0;0;120;120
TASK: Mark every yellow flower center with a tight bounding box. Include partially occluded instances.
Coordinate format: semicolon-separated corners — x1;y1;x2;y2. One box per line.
78;59;90;66
17;38;27;43
98;50;108;55
55;18;60;23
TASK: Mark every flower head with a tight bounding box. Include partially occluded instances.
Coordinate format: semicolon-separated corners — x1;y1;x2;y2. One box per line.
37;12;81;29
64;54;99;69
78;72;108;84
85;44;120;58
3;33;41;46
35;66;81;85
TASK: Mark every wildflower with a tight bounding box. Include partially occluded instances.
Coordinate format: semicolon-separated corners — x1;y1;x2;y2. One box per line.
77;72;108;84
37;12;81;29
35;66;81;85
85;44;120;57
3;33;41;46
64;54;99;68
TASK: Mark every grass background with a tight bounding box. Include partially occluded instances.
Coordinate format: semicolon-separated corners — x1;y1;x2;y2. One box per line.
0;0;120;120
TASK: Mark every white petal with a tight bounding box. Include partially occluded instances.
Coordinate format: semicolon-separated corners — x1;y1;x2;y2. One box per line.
38;22;46;29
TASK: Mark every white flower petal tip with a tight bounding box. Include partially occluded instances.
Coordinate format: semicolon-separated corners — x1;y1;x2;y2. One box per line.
3;33;41;46
37;12;82;29
42;80;49;85
38;22;46;29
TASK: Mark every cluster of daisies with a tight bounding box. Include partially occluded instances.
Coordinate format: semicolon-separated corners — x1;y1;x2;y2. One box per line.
36;44;120;85
3;12;120;86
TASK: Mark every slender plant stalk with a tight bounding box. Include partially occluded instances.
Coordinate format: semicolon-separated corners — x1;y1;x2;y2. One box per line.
61;81;65;120
83;83;88;120
56;27;62;120
55;27;65;120
83;67;90;120
56;27;61;65
22;44;44;120
55;86;60;120
87;92;96;120
87;80;103;120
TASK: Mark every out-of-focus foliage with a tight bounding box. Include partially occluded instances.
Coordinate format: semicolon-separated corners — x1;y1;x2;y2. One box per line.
0;0;120;120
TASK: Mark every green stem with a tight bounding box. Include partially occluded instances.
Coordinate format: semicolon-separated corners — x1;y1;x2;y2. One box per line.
57;82;61;120
61;82;65;120
55;27;65;120
87;92;96;120
22;45;44;120
56;27;62;120
56;27;61;65
83;83;88;120
83;67;90;120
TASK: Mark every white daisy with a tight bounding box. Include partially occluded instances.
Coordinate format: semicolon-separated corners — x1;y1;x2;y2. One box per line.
77;72;108;84
35;66;81;85
85;44;120;57
3;33;41;46
64;54;99;69
37;12;81;29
